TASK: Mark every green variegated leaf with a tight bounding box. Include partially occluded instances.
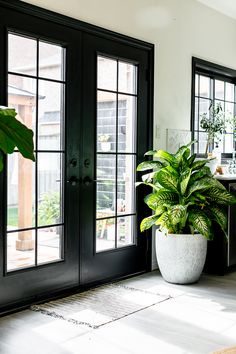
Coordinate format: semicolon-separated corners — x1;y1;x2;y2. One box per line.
192;159;208;171
174;141;195;163
189;166;212;184
187;153;196;168
187;193;206;206
155;169;179;192
180;168;191;195
164;165;179;177
183;148;191;160
144;190;178;209
175;146;189;163
141;171;162;187
135;181;160;192
199;176;226;191
187;177;218;196
140;215;159;232
141;172;155;182
154;150;178;167
144;150;158;156
162;202;178;208
194;192;207;202
212;178;227;190
155;205;167;216
189;210;212;238
169;205;186;225
156;212;170;228
206;187;236;205
154;190;178;203
137;160;163;171
209;206;228;233
144;193;159;210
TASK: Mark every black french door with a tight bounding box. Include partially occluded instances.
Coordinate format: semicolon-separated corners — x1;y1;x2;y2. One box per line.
0;1;153;312
80;34;152;285
0;5;82;311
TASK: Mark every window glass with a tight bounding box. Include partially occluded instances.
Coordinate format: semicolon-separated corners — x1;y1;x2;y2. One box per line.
96;55;137;252
7;32;65;272
193;67;236;155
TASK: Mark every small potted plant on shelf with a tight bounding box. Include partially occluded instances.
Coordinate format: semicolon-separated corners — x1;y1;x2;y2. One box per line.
98;134;111;151
200;103;226;173
136;141;236;284
200;102;225;154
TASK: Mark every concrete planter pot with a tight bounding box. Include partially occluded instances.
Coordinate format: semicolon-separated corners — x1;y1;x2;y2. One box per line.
155;229;207;284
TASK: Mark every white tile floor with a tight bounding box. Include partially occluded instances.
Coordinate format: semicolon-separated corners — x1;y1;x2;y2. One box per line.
0;270;236;354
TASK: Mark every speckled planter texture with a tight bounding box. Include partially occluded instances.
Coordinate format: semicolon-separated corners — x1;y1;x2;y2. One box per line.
155;229;207;284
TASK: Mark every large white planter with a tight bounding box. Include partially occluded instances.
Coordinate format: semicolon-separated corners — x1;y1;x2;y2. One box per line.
155;229;207;284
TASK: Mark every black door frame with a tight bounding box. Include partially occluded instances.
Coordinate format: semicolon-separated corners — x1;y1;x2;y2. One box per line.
0;0;154;314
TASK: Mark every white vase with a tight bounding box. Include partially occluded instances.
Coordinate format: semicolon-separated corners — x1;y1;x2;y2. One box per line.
155;229;207;284
101;142;111;151
208;158;218;174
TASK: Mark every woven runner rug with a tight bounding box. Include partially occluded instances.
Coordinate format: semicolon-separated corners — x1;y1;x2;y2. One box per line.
31;284;169;329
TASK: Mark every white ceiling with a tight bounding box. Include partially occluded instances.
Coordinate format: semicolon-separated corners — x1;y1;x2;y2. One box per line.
196;0;236;20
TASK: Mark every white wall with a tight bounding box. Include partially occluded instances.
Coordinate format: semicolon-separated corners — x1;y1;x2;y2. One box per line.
22;0;236;150
22;0;236;270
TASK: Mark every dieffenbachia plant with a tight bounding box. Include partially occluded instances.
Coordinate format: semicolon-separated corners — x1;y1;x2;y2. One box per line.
137;141;236;239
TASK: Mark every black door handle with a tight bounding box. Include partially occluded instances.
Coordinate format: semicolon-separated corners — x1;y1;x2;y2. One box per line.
67;176;79;186
69;158;77;168
83;176;97;186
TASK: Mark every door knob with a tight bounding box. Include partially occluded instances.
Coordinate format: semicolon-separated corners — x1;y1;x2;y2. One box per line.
83;176;96;186
69;158;77;168
67;176;79;186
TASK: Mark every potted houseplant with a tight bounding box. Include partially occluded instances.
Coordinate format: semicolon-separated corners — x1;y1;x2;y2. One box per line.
98;134;111;151
137;141;236;284
200;102;226;174
200;102;225;156
0;106;35;170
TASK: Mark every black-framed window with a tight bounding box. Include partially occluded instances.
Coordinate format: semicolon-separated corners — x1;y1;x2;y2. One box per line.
192;57;236;155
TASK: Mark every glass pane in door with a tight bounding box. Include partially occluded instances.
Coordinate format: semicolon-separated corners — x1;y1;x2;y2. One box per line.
96;55;137;252
7;32;66;272
7;152;35;230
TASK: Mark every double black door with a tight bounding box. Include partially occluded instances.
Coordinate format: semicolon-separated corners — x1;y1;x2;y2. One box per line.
0;1;153;311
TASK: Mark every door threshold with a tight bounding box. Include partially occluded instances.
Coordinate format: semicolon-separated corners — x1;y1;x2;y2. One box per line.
0;269;149;317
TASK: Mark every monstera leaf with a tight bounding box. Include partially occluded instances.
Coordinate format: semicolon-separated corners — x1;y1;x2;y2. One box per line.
0;108;35;167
